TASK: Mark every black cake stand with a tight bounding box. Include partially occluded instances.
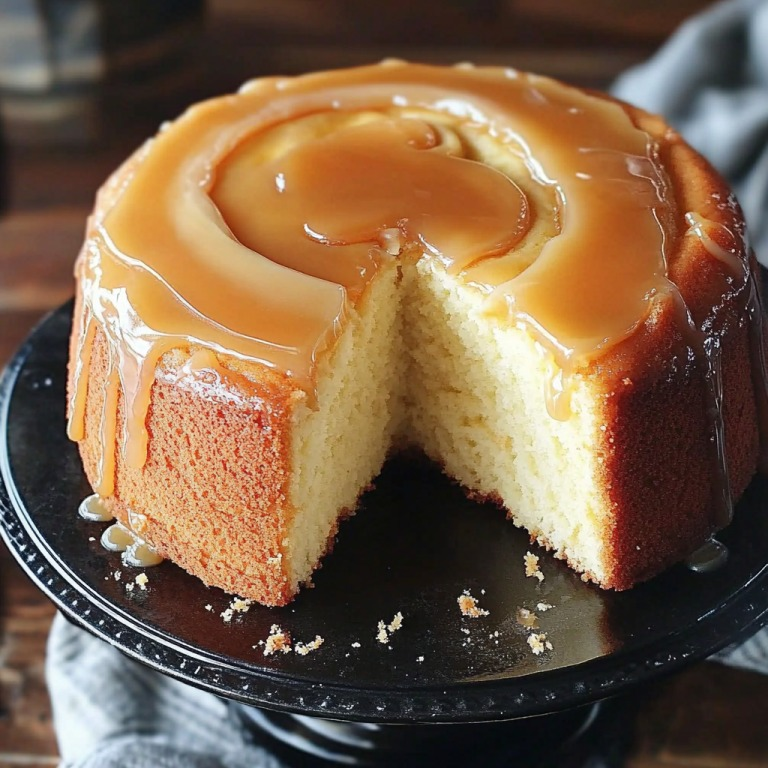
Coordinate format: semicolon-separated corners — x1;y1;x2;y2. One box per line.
3;303;768;765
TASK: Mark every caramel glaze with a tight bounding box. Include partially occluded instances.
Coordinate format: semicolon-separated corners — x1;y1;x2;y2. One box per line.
78;492;166;567
67;62;768;537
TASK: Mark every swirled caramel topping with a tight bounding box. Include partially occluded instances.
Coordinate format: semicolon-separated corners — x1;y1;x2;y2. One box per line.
69;61;684;494
211;116;531;286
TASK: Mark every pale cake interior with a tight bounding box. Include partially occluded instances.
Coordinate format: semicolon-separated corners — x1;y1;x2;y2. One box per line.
285;255;606;596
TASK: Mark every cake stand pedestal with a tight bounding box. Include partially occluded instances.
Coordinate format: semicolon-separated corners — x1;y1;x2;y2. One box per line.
229;701;604;765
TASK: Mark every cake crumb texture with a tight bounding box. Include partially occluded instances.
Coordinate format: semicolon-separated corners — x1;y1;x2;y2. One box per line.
458;590;489;618
527;632;553;656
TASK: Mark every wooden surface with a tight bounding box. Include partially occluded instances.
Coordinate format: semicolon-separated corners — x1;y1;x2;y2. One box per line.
2;0;768;765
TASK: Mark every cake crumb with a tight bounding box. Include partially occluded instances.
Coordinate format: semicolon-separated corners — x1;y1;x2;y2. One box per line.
376;620;389;644
295;636;324;656
125;582;135;592
113;570;121;581
457;590;489;618
527;632;553;656
351;642;361;648
231;597;252;613
264;624;292;656
135;572;148;591
376;612;404;644
416;655;424;663
536;602;553;612
387;612;404;633
524;552;545;582
220;596;253;622
205;604;213;612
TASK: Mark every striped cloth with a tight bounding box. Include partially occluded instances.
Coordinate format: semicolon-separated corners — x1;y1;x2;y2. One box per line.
612;0;768;266
46;0;768;764
46;613;283;768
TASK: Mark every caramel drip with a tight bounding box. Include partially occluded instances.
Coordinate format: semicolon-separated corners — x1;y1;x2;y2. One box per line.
123;541;164;568
101;522;134;552
686;536;728;573
67;308;96;442
703;333;733;526
100;520;164;567
96;345;120;497
78;493;114;522
681;214;738;529
684;212;744;275
682;209;768;528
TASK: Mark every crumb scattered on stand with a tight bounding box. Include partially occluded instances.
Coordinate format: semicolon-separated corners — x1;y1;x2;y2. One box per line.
377;612;404;644
253;625;324;657
125;583;134;592
220;596;253;622
295;636;324;656
135;572;148;591
458;589;489;618
388;612;404;633
205;604;213;612
524;552;545;582
351;642;361;648
536;602;553;612
113;570;121;581
527;632;553;656
263;624;292;656
417;655;424;663
376;620;389;644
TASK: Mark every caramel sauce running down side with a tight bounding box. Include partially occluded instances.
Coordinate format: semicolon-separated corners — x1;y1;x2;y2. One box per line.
66;62;768;539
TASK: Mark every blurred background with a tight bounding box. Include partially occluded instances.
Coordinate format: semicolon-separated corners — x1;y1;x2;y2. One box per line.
7;1;768;766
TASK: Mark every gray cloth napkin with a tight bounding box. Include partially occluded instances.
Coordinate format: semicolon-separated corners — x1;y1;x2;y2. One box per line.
612;0;768;265
46;613;282;768
46;0;768;765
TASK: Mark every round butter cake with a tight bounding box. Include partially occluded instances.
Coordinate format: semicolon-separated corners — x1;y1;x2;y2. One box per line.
67;61;767;606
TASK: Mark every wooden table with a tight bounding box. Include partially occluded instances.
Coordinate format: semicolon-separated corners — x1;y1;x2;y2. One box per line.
3;1;768;765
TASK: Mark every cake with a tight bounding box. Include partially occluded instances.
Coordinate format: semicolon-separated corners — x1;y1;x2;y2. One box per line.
67;61;767;607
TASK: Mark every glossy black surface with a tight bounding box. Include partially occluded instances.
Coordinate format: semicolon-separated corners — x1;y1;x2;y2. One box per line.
2;303;768;723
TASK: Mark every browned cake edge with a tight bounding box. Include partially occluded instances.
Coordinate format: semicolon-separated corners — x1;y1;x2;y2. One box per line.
72;301;305;606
